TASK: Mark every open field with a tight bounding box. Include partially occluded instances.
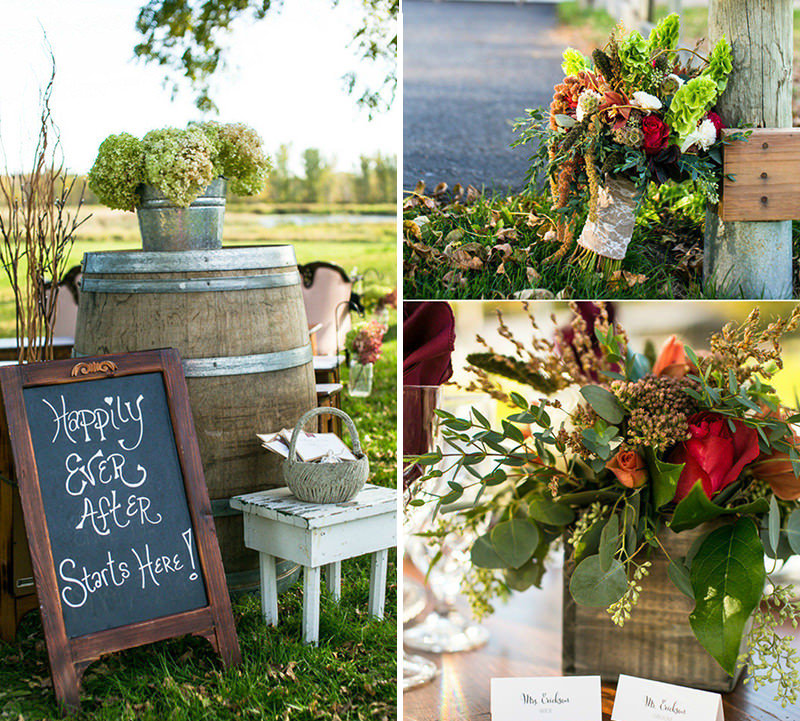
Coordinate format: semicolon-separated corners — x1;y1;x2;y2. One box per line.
0;205;396;338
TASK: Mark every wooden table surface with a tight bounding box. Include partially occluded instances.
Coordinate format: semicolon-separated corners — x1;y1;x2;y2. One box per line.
403;562;800;721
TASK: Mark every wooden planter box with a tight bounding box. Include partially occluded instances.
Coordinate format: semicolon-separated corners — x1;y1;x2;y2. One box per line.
562;524;745;692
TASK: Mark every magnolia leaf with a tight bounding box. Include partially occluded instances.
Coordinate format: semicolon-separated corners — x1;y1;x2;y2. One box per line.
689;519;765;675
580;385;624;424
490;519;540;569
670;482;769;533
647;450;684;510
569;555;628;608
668;558;694;600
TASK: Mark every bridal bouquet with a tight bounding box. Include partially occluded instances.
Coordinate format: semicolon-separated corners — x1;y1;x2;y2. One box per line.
514;14;739;272
414;304;800;705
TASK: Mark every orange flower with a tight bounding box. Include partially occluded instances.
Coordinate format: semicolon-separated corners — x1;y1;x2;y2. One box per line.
606;450;647;489
751;433;800;501
652;335;691;379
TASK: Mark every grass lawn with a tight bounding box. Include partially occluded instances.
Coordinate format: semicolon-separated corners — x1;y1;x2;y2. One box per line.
0;205;396;338
403;183;800;300
0;322;398;721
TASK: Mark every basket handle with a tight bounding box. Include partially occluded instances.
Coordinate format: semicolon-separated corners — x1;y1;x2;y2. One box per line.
287;407;363;462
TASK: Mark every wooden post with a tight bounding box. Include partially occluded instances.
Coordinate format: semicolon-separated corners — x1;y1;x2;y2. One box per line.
705;1;794;298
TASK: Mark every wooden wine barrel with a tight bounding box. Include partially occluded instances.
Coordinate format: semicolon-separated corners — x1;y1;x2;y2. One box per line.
74;246;316;593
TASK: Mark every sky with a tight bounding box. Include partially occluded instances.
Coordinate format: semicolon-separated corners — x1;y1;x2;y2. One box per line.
0;0;398;174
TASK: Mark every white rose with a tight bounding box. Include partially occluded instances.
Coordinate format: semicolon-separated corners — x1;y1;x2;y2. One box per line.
680;119;718;153
631;91;663;112
695;118;718;150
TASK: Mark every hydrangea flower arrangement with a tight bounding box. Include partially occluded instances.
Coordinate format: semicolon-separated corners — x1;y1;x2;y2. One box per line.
413;304;800;706
88;122;272;210
348;320;388;366
514;15;739;271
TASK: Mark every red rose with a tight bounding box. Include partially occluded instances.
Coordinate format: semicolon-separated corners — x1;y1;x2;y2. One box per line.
642;115;670;155
707;111;725;138
669;412;760;502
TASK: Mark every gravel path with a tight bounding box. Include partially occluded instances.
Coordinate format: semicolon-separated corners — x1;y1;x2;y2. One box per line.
403;0;564;194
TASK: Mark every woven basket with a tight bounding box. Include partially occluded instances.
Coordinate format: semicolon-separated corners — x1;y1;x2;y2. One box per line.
282;407;369;503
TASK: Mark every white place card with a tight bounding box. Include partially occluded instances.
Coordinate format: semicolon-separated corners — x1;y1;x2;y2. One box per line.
491;676;602;720
612;674;724;721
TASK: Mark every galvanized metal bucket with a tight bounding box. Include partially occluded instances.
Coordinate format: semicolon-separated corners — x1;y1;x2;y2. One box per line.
136;177;227;251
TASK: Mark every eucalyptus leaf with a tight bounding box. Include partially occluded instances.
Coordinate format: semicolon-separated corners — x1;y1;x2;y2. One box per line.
502;419;525;444
569;555;628;608
625;349;651;381
573;517;605;564
490;519;540;569
505;559;545;592
580;385;624;424
768;495;780;556
787;509;800;555
689;518;766;675
527;494;576;527
470;532;506;569
599;515;620;572
554;113;578;128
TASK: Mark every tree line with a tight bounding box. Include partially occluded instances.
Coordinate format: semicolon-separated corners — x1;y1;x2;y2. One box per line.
73;147;396;207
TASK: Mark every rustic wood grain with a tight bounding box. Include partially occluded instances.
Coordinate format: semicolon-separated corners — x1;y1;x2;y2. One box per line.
74;250;318;586
563;525;741;691
720;129;800;221
705;2;794;297
0;350;241;711
403;561;800;721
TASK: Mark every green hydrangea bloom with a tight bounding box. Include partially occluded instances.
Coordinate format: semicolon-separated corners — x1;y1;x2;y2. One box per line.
87;133;145;212
701;37;733;94
216;123;272;197
562;48;590;76
647;13;680;56
142;127;216;207
666;75;719;141
90;122;271;210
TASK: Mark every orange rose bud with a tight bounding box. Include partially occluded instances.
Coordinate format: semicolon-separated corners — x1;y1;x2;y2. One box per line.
652;335;691;379
751;434;800;501
606;449;648;489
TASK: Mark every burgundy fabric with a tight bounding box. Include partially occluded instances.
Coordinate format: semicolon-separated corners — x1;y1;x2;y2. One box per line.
402;301;456;386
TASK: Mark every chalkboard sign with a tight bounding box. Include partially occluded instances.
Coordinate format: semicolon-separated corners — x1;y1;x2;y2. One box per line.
0;350;240;710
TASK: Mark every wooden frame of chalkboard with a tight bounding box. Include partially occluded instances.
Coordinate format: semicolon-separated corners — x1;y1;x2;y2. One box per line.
0;349;241;711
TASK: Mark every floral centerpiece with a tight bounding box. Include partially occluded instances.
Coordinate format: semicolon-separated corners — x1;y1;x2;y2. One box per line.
514;14;739;273
412;304;800;704
88;122;271;250
347;320;387;397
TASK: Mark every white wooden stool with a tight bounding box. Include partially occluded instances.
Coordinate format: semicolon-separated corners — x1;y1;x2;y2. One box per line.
230;484;396;645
